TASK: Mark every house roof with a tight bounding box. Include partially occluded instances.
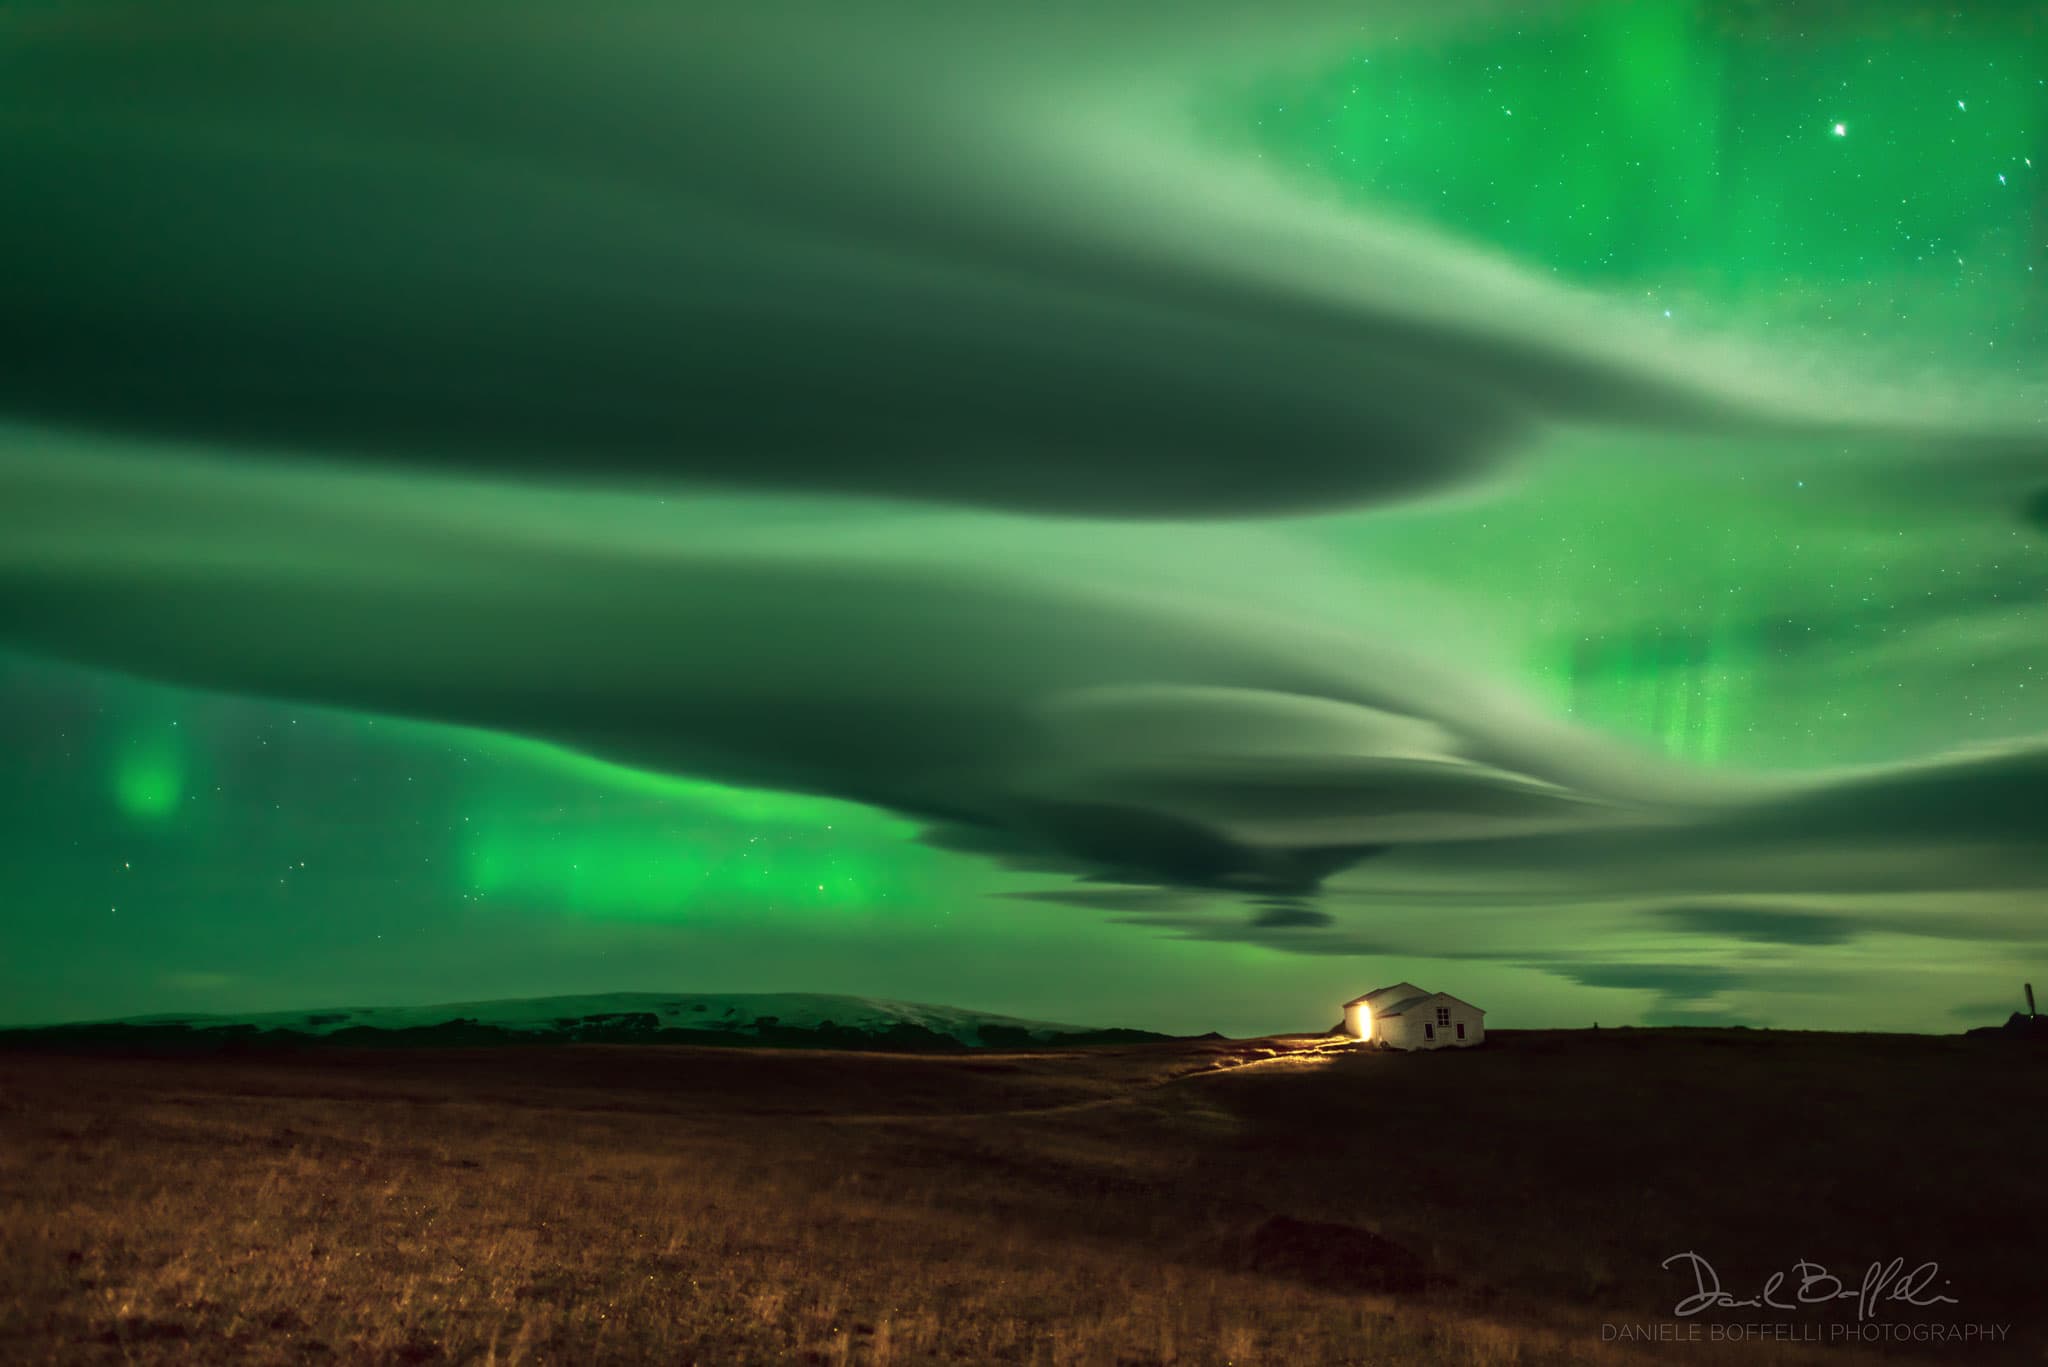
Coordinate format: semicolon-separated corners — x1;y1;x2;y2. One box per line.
1343;982;1423;1007
1345;987;1488;1017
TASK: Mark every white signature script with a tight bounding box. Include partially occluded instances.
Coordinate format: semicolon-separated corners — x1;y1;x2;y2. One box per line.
1664;1252;1959;1321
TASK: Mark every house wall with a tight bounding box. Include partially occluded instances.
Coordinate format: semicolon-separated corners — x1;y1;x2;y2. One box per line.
1344;984;1426;1041
1378;995;1485;1050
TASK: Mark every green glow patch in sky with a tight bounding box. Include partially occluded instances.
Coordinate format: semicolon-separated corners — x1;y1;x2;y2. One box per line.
113;734;184;821
467;731;921;839
463;826;891;921
448;727;942;921
1220;1;2046;352
1305;426;2048;769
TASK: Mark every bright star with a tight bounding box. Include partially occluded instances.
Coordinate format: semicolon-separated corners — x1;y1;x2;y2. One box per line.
1832;123;1846;137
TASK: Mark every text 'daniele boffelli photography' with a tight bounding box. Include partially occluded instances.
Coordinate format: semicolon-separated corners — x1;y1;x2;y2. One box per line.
1;1;2044;1364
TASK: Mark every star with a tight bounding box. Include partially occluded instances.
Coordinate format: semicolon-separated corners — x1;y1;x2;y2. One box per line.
1832;123;1847;137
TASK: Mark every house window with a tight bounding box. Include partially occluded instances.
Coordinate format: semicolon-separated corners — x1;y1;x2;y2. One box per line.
1436;1006;1450;1027
1456;1023;1467;1040
1423;1023;1435;1041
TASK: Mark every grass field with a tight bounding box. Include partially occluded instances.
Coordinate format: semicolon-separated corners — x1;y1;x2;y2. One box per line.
1;1029;2040;1364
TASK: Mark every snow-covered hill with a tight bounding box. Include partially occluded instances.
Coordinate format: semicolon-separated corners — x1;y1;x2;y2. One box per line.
64;992;1167;1049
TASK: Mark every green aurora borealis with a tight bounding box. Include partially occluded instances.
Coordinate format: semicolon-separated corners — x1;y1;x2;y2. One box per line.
2;0;2044;1034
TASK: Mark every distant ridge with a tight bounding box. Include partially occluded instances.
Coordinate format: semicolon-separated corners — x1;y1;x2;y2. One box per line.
0;992;1176;1052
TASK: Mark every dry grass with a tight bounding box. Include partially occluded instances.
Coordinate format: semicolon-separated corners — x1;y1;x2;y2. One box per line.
0;1030;2037;1364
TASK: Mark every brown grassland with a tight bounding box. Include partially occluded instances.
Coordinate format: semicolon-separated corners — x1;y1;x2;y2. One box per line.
0;1029;2041;1365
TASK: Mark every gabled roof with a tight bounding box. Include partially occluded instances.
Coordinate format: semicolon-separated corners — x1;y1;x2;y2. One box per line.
1344;986;1488;1017
1382;993;1488;1018
1343;981;1424;1008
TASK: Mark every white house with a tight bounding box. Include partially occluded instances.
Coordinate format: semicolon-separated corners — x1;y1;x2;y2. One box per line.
1341;983;1485;1050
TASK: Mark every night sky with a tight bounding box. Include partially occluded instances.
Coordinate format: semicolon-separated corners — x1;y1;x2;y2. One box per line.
3;0;2044;1035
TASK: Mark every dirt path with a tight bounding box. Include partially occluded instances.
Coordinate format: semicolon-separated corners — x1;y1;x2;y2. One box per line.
824;1035;1356;1125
